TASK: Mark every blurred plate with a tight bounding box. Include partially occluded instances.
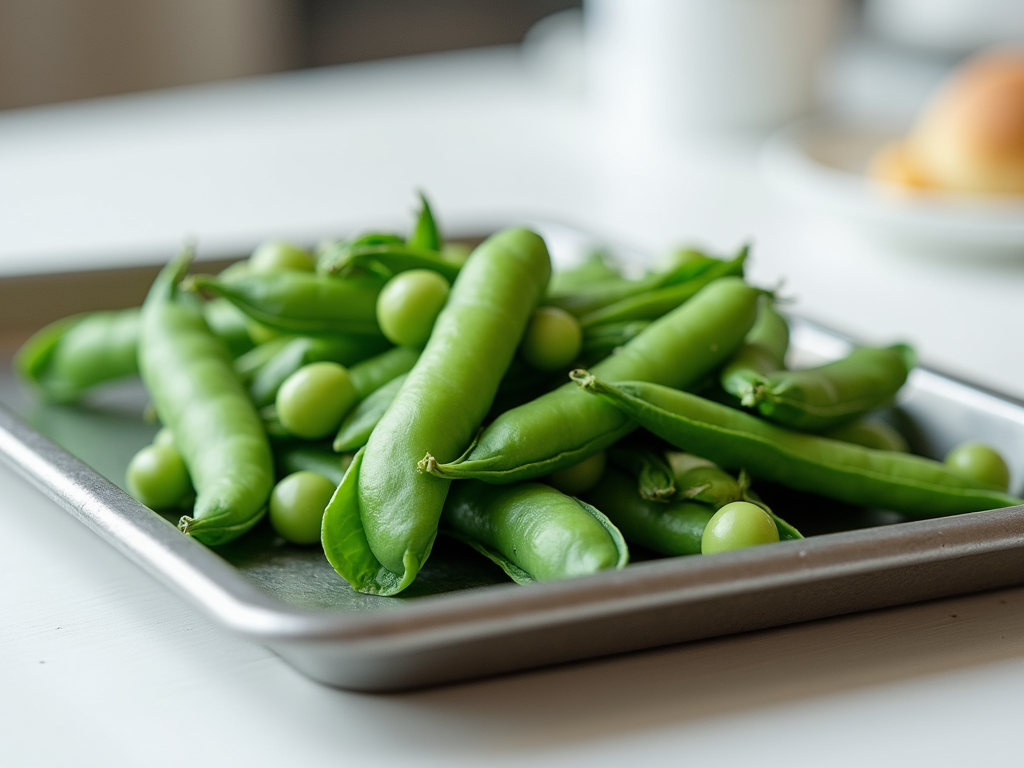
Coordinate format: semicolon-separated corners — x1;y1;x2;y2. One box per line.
760;118;1024;257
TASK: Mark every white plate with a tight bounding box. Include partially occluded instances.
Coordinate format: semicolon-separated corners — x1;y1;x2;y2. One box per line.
760;118;1024;257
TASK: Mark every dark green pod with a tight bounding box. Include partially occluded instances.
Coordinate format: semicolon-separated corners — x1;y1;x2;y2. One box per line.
720;299;790;406
578;246;747;328
588;468;713;556
190;270;386;337
333;373;406;452
441;481;628;584
575;374;1022;517
752;344;916;432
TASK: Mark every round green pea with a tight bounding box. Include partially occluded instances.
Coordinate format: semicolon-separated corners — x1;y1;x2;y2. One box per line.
270;471;337;545
249;241;316;273
546;451;607;496
126;443;192;510
701;501;779;554
521;306;583;371
276;362;357;439
944;441;1011;492
376;269;450;347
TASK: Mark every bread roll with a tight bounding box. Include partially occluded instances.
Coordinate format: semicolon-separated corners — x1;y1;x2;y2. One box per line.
870;51;1024;195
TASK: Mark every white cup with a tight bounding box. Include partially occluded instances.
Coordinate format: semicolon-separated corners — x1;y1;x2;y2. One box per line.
585;0;843;137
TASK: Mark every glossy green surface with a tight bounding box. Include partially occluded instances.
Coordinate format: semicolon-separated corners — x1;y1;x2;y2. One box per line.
276;362;357;440
520;306;582;371
375;269;450;348
945;441;1011;492
701;501;780;554
270;471;337;545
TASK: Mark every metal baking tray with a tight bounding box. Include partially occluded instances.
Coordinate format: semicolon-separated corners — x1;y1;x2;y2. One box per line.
2;224;1024;692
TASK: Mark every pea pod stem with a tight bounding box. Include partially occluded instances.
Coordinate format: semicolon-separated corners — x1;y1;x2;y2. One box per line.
573;372;1022;517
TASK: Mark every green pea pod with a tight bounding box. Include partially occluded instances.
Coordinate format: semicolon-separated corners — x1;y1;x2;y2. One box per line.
274;443;352;486
189;270;386;337
608;446;676;502
234;337;292;384
348;346;420;399
674;465;745;507
751;344;916;432
248;335;392;407
545;250;720;318
322;228;552;595
720;299;790;406
429;276;762;484
16;308;141;404
573;374;1022;516
323;244;461;283
547;250;622;295
578;246;747;328
202;298;256;357
139;251;274;545
825;419;909;453
333;373;406;452
407;191;442;252
441;481;628;584
588;467;714;556
580;320;651;362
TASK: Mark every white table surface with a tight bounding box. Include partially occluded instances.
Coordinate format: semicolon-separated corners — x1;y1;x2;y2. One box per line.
4;45;1024;768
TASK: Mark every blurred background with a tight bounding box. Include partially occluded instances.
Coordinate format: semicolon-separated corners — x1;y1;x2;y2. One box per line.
0;0;580;110
0;0;1020;113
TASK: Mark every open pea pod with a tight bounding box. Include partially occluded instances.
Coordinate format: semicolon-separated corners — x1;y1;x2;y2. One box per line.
578;246;748;328
189;270;386;337
574;374;1022;517
720;298;790;406
321;228;552;595
608;445;676;502
441;481;628;584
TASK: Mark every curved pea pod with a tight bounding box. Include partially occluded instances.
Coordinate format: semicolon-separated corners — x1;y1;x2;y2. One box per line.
748;343;916;433
580;320;650;363
188;270;386;337
429;276;762;484
321;228;552;595
274;443;353;486
674;464;746;507
608;446;676;502
578;246;747;328
825;418;909;453
348;346;419;399
202;298;256;357
441;481;628;584
333;373;406;452
247;335;393;407
720;299;790;406
573;374;1022;517
16;308;141;404
588;467;714;556
547;250;622;295
139;251;274;546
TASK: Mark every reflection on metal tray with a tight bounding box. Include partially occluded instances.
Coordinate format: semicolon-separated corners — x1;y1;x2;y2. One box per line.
1;223;1023;692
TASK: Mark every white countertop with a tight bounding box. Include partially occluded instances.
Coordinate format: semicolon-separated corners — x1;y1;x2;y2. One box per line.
4;44;1024;768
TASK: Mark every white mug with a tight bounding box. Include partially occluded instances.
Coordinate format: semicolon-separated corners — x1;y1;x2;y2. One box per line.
585;0;843;136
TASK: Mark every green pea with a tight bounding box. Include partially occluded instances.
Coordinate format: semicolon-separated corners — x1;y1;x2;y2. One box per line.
126;443;193;510
945;442;1011;492
546;451;607;495
521;307;582;371
376;269;450;347
269;471;337;545
701;501;780;554
249;241;316;273
276;362;357;439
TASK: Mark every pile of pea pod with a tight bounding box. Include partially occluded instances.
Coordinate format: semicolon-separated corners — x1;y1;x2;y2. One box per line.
16;193;1021;596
